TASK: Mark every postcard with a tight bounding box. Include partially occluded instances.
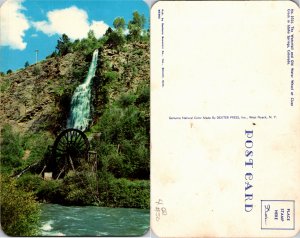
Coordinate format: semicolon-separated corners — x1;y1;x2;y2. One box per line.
151;1;299;237
0;0;149;236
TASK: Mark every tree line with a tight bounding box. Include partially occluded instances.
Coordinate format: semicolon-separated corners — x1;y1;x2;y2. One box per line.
54;10;148;57
0;11;148;76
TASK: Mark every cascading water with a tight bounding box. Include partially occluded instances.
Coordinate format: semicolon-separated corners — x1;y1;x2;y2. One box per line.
67;49;99;131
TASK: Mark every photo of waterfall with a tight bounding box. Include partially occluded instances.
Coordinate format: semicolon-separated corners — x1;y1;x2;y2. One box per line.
0;0;150;236
67;49;99;131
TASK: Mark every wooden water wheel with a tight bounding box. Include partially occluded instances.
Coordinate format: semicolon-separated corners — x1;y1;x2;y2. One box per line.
52;128;89;179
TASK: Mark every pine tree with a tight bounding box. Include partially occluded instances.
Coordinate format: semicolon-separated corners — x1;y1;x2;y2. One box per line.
56;34;71;56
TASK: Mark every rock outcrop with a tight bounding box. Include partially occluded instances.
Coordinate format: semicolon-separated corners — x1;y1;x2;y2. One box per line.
0;52;88;134
0;41;149;136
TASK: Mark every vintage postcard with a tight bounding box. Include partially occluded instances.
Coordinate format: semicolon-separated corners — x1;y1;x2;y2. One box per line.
0;0;149;236
151;1;299;237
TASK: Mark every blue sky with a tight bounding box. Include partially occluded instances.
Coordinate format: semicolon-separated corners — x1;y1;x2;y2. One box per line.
0;0;149;72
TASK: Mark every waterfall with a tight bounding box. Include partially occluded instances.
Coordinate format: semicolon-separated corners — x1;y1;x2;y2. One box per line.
67;49;99;131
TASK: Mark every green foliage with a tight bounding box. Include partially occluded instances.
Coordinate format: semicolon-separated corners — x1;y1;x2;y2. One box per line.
97;171;149;209
104;70;119;81
135;84;150;106
17;170;99;206
36;179;64;204
50;76;78;111
24;61;30;68
105;18;127;49
0;124;24;170
6;69;12;74
91;90;149;180
62;170;98;205
0;71;5;76
87;30;97;41
128;11;146;40
106;30;125;49
90;34;150;181
104;27;113;36
51;84;65;97
72;30;102;56
22;131;53;165
131;11;146;28
56;33;72;56
0;175;40;236
16;174;60;203
0;12;150;210
16;173;44;193
46;51;58;59
71;61;89;80
108;178;149;208
33;65;41;76
113;17;126;32
0;124;54;176
118;93;137;107
141;28;150;42
0;77;11;92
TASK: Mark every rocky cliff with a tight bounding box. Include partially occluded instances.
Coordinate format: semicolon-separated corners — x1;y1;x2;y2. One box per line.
0;52;89;135
0;41;149;136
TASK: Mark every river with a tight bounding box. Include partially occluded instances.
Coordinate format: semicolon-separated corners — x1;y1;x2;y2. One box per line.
39;204;150;236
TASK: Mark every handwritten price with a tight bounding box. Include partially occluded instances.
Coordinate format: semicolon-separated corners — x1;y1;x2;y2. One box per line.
155;199;168;222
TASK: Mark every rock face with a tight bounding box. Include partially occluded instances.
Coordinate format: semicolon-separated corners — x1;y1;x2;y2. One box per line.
0;52;88;134
0;41;150;135
95;42;150;107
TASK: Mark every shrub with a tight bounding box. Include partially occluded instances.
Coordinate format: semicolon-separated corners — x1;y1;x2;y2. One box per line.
61;170;99;205
16;174;44;193
98;176;150;209
104;71;119;81
0;124;24;170
72;66;89;81
36;179;64;204
0;78;11;93
0;175;40;236
106;31;125;49
33;65;41;76
90;103;149;180
22;131;54;165
72;31;102;56
118;92;137;107
135;85;150;105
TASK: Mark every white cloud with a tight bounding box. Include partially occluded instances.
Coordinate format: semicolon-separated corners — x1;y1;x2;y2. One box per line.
33;6;109;40
90;20;109;38
0;0;30;50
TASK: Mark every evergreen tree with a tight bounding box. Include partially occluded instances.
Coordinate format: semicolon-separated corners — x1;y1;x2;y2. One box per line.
128;11;146;40
113;17;126;32
56;34;71;56
104;27;113;36
105;24;125;49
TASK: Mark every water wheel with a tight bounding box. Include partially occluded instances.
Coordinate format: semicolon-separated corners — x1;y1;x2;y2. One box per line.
52;128;90;179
